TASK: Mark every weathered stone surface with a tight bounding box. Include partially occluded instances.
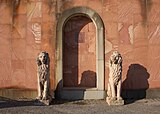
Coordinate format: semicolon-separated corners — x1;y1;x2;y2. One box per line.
13;15;27;39
118;0;133;23
25;59;37;89
0;24;11;39
27;1;42;22
12;39;26;60
14;0;27;15
0;59;11;88
11;60;25;87
27;22;42;44
118;23;133;45
0;45;11;59
105;40;112;54
0;3;12;24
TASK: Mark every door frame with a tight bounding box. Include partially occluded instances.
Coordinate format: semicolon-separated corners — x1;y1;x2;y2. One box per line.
55;7;105;99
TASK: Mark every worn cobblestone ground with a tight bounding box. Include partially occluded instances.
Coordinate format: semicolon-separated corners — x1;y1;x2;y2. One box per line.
0;98;160;114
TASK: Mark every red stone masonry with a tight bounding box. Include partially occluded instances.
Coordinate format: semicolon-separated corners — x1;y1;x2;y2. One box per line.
0;0;160;93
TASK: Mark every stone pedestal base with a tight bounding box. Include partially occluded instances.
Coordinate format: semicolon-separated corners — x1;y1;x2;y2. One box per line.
35;97;52;106
106;97;124;106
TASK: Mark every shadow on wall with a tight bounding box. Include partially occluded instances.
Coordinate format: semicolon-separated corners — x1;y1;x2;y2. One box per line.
54;79;85;100
122;64;150;101
79;70;97;87
63;15;94;87
55;70;96;100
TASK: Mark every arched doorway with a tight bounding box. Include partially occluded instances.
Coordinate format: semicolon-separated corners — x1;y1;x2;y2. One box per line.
56;7;105;99
63;15;96;88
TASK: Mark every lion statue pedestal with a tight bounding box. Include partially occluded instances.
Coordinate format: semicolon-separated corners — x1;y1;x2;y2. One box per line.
106;51;124;105
36;51;52;105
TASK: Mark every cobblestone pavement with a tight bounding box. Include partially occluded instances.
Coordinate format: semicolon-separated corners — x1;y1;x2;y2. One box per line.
0;98;160;114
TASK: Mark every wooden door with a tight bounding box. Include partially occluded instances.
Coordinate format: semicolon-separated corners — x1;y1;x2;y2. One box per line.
63;15;96;88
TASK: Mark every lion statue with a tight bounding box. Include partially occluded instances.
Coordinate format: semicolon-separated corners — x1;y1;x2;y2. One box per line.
36;51;51;103
107;51;123;105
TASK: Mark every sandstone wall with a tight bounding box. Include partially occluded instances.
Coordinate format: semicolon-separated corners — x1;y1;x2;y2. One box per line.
0;0;160;93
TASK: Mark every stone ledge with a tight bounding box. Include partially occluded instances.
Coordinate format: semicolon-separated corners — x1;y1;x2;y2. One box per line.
122;89;160;99
0;89;37;99
56;90;106;100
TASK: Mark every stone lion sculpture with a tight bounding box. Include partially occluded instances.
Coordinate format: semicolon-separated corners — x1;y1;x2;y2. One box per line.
106;51;124;105
36;51;52;105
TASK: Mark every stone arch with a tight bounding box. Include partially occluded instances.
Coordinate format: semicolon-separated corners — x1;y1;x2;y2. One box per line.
55;7;105;99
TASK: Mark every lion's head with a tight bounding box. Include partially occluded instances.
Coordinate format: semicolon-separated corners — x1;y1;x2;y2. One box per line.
37;51;49;66
110;51;122;65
